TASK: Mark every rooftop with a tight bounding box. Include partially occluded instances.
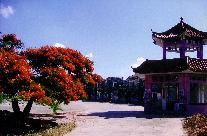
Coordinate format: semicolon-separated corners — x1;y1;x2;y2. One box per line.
133;57;207;74
152;18;207;46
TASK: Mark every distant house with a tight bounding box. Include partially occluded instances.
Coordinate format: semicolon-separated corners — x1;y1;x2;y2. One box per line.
93;77;123;102
126;74;144;104
133;18;207;114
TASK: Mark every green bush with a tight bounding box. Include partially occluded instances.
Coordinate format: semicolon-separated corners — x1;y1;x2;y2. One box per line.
0;93;4;103
49;101;62;113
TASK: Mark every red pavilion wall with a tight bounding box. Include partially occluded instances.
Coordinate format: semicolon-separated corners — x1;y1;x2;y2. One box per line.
179;73;207;114
187;105;207;114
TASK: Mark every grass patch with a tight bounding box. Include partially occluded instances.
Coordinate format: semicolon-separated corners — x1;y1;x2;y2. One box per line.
183;113;207;136
26;122;75;136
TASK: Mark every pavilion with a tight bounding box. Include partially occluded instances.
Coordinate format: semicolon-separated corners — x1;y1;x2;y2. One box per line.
133;18;207;114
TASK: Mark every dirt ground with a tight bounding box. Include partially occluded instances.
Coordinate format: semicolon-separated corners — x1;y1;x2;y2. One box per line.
64;101;186;136
0;101;186;136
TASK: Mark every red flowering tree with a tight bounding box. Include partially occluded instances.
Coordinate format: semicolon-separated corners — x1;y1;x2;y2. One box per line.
92;73;104;83
0;34;23;49
22;46;102;113
0;34;46;115
23;46;93;102
0;34;102;115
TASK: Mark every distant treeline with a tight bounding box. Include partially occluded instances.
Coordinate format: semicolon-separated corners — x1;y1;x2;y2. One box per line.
86;77;144;105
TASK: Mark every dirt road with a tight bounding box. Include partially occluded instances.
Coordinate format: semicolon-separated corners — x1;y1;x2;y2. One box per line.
64;101;186;136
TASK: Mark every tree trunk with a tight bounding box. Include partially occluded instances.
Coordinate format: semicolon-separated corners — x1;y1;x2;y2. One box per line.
12;99;20;114
23;98;34;116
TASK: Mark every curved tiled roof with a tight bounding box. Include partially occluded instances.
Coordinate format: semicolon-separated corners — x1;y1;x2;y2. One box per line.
133;57;207;74
152;18;207;43
188;58;207;72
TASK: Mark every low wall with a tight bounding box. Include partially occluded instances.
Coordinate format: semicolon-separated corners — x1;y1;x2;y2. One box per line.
187;104;207;114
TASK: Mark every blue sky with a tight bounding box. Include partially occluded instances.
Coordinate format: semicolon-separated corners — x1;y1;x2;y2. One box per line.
0;0;207;79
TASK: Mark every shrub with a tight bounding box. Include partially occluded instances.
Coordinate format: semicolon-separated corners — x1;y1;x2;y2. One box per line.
183;113;207;136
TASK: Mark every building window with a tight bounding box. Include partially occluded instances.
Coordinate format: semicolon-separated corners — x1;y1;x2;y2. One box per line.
190;83;207;104
190;75;207;81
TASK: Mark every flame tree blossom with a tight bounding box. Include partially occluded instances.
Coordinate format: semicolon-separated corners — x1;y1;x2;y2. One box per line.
0;34;23;49
22;46;100;104
0;34;47;115
0;34;102;115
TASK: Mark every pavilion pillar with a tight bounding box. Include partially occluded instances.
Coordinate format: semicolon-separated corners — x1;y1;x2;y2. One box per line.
178;74;190;112
180;47;186;58
144;75;152;114
163;46;166;60
144;75;152;90
197;45;203;59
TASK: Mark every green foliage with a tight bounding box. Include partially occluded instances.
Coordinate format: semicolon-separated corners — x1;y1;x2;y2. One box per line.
0;93;5;103
0;92;25;104
10;95;24;101
49;101;62;113
0;93;15;103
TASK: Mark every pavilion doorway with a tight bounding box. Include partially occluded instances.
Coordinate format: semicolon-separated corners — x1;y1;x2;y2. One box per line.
162;84;178;111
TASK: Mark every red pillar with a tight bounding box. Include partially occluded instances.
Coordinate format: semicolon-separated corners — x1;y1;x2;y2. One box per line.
179;74;190;112
144;75;152;113
163;46;166;60
145;75;152;90
197;45;203;59
180;47;186;58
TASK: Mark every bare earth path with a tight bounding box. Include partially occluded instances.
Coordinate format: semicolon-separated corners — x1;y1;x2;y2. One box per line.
64;101;186;136
0;101;186;136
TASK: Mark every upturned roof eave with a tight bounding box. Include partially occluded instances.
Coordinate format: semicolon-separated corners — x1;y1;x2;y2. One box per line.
134;70;207;75
152;20;207;41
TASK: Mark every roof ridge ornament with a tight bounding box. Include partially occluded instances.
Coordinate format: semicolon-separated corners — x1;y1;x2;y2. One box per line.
180;17;185;28
151;29;155;34
180;17;184;22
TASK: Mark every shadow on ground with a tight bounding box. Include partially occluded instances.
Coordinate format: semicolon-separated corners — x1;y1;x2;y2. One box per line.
0;110;65;135
82;100;144;106
78;111;186;119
